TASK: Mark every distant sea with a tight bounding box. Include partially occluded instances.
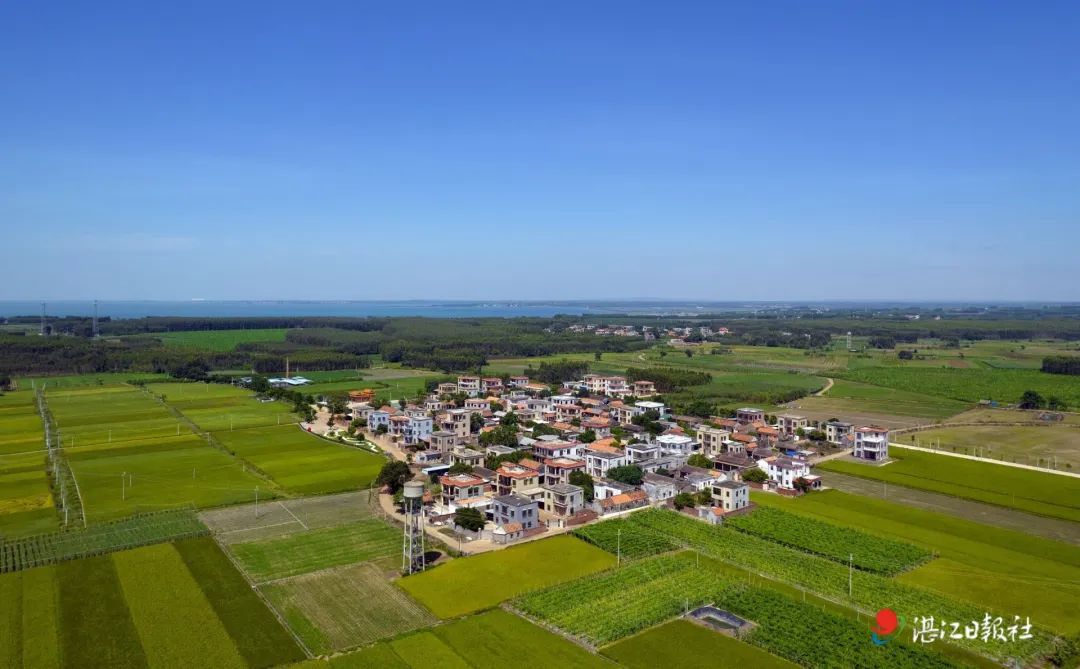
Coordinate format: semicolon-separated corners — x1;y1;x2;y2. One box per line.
0;300;778;320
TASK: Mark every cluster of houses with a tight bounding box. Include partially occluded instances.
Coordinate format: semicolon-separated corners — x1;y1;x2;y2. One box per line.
553;323;732;342
349;373;890;544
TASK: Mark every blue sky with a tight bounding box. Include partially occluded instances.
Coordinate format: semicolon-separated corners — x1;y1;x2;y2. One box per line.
2;1;1078;301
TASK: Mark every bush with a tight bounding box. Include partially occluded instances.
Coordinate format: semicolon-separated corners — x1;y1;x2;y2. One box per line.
454;508;485;532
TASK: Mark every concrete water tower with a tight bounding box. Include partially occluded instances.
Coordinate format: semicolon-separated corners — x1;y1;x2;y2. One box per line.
402;481;426;574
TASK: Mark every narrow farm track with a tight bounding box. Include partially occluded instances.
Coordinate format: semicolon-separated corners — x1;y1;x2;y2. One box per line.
813;377;834;396
820;471;1080;545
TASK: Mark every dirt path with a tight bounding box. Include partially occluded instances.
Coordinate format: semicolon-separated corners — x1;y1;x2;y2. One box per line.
814;377;834;396
819;471;1080;545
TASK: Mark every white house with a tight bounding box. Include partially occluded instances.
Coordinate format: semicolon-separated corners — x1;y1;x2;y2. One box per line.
758;456;812;489
711;480;750;512
625;442;660;462
584;448;628;479
655;433;696;456
854;426;890;460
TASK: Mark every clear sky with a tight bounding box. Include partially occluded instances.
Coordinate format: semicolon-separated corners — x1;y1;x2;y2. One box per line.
2;1;1078;301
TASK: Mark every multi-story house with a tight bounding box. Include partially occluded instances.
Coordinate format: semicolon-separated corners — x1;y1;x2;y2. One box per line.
853;426;890;461
496;462;541;496
584;448;627;479
481;377;503;394
625;441;660;462
540;483;584;517
757;456;813;489
632;380;657;397
530;438;582;464
436;382;459;396
777;414;809;437
440;408;471;439
543;457;586;486
429;430;458;455
825;420;853;445
492;494;539;530
457;376;481;397
736;408;765;424
655;433;696;456
509;375;530;388
439;472;488;507
696;425;731;457
711;480;750;512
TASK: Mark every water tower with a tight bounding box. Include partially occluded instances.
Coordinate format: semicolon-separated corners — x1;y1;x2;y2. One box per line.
401;481;426;574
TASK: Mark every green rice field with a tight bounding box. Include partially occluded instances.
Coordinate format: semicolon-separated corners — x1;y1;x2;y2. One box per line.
290;609;615;668
212;425;385;495
0;391;55;537
398;535;617;619
230;519;399;581
602;619;797;669
148;382;298;432
0;537;303;668
819;446;1080;522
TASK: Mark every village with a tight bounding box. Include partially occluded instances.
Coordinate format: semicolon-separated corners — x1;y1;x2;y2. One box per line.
328;372;891;549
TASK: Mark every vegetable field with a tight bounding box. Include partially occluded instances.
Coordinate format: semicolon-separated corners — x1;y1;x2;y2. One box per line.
0;509;207;573
601;619;793;669
0;391;54;538
577;510;1053;662
517;553;960;669
725;506;932;575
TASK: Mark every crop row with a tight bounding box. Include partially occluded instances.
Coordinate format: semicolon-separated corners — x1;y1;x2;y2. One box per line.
724;506;932;575
592;510;1053;662
517;552;960;669
0;509;207;573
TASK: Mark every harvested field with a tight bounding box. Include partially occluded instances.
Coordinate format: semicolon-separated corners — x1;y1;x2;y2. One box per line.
261;562;437;652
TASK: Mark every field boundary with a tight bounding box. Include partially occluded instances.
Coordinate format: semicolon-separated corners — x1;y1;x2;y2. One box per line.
37;388;86;529
141;386;284;491
891;444;1080;479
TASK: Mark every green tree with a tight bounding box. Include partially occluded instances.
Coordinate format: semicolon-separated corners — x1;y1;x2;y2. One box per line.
568;470;595;501
376;460;412;493
684;400;714;418
1019;390;1046;410
606;464;644;486
479;424;518;447
742;467;767;484
687;453;713;469
448;461;475;475
594;351;602;361
499;411;518;427
454;507;485;532
470;412;485;433
1047;396;1067;411
673;492;696;510
578;429;596;443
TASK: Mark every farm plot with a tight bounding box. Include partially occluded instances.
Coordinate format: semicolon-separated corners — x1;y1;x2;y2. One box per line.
837;366;1080;408
201;490;376;544
1;509;207;573
47;386;188;446
261;562;437;653
230;519;399;581
67;433;270;522
289;609;614;669
212;425;384;494
148;381;297;431
724;506;932;575
751;491;1080;634
778;379;969;428
582;510;1053;662
819;446;1080;522
602;619;797;669
0;538;303;668
517;553;959;669
398;534;616;619
0;391;54;537
901;423;1080;467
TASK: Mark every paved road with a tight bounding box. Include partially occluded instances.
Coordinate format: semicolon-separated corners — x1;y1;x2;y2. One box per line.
820;471;1080;545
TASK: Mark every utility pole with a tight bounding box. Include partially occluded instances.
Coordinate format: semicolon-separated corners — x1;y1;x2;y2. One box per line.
122;472;127;501
616;528;621;567
848;553;853;598
255;486;259;518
